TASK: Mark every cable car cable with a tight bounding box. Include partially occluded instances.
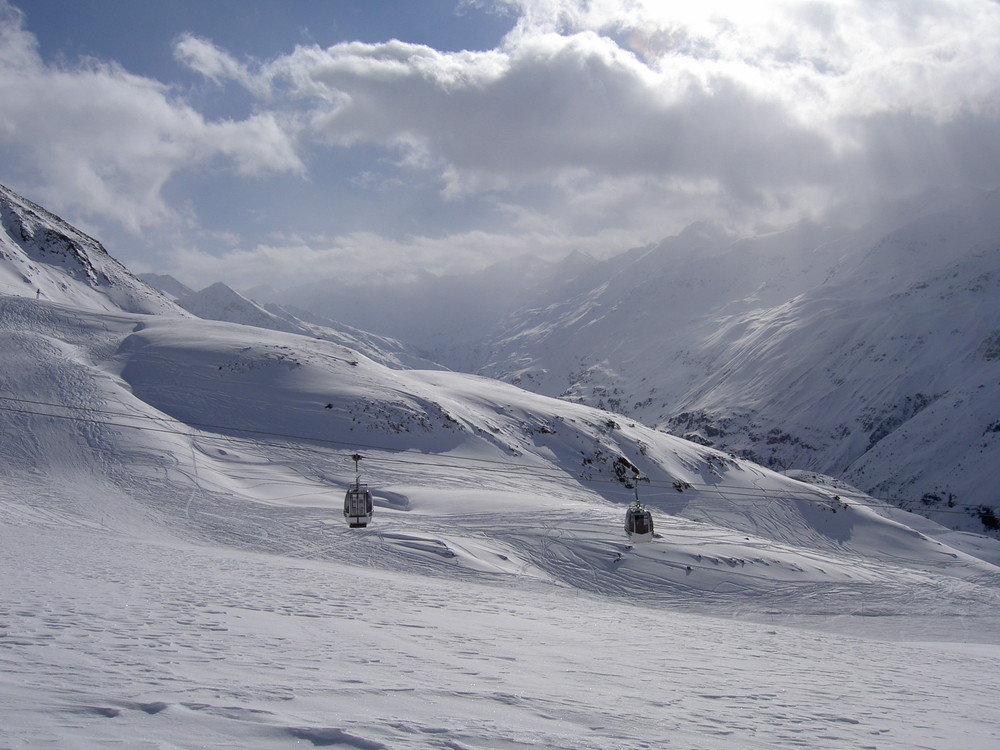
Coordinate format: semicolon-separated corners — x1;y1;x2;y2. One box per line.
0;394;992;518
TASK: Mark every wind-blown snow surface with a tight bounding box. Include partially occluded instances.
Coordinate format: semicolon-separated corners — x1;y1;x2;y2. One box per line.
3;292;1000;749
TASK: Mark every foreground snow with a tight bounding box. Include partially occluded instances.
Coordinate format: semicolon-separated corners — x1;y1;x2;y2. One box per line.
2;294;1000;748
3;470;1000;749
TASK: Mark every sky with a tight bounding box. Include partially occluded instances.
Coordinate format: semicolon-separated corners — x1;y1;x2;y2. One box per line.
1;0;1000;290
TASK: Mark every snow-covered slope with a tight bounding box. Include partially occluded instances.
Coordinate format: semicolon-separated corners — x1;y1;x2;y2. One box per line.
469;192;1000;533
176;281;307;334
4;185;1000;749
175;281;444;370
4;289;999;602
0;183;184;316
664;193;1000;524
3;288;1000;748
137;272;194;300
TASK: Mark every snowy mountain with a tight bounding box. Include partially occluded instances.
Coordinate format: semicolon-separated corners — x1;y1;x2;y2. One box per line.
175;281;445;371
137;272;194;300
0;182;184;316
454;193;1000;534
4;184;1000;748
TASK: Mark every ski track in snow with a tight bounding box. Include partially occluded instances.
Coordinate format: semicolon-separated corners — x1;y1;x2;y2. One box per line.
3;465;1000;749
4;513;1000;750
2;296;1000;747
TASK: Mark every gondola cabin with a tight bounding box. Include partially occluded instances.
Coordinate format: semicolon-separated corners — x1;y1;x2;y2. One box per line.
344;481;374;528
624;501;654;543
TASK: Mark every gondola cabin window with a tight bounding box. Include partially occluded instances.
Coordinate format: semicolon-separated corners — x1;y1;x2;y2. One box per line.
344;483;373;528
624;502;654;543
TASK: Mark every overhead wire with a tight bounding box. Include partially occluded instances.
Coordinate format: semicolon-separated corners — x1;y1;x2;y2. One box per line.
0;393;994;519
0;395;592;483
0;394;826;496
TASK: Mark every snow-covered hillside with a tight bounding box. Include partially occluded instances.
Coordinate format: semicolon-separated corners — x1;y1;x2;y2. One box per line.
3;183;1000;748
171;280;444;371
0;183;183;316
664;193;1000;527
462;192;1000;534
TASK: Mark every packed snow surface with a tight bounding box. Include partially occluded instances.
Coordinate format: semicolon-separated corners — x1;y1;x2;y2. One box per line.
3;293;1000;749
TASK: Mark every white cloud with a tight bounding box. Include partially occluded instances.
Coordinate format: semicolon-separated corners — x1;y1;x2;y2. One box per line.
173;32;258;91
4;0;1000;288
505;0;1000;121
0;4;303;233
184;0;999;239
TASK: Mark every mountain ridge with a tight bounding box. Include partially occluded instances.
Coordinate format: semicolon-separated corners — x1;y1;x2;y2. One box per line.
0;182;184;316
4;181;1000;748
433;192;1000;532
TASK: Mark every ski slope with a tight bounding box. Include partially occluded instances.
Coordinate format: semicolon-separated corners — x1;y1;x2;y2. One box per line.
5;506;1000;750
3;292;1000;748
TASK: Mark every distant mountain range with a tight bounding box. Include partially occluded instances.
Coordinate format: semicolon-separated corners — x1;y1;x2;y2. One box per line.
260;190;1000;532
6;179;997;534
139;277;444;372
475;193;1000;526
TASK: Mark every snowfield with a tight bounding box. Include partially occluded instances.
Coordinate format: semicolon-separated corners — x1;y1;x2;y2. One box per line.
2;182;1000;748
3;295;1000;749
4;508;1000;750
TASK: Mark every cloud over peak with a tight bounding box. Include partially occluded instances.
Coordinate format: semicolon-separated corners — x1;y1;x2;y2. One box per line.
3;0;1000;288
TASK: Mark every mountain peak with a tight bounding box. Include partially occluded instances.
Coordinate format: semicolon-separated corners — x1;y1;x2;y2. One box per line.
137;272;194;300
0;182;184;316
0;182;108;284
176;281;291;331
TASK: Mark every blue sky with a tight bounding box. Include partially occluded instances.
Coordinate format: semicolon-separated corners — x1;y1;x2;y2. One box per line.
2;0;1000;290
22;1;514;84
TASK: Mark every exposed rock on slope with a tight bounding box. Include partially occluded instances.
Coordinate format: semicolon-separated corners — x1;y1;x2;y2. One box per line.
0;182;183;316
